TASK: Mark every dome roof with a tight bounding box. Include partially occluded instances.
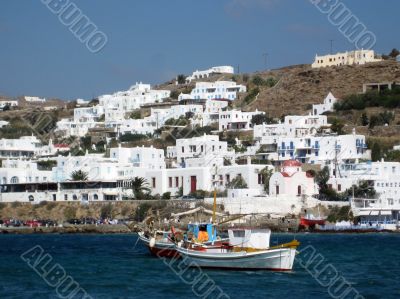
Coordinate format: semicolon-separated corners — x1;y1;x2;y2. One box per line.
283;160;302;167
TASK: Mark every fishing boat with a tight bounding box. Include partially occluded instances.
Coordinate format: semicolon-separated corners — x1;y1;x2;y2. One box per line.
300;214;326;227
138;230;179;258
176;228;300;271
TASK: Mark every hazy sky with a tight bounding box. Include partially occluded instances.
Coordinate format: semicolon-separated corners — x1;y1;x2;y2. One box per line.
0;0;397;100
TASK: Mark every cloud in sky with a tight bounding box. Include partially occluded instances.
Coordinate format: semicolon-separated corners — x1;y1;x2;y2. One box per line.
224;0;281;18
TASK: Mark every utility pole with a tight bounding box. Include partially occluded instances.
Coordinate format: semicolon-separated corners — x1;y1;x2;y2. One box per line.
330;40;334;54
262;53;268;70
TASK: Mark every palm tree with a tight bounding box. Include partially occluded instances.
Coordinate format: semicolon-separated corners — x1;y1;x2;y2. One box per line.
70;170;89;181
130;177;150;199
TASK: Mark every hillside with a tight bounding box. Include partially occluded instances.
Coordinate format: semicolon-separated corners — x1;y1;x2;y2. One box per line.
160;61;400;118
248;60;400;117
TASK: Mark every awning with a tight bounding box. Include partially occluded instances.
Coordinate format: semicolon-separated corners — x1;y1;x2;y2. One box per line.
379;210;392;216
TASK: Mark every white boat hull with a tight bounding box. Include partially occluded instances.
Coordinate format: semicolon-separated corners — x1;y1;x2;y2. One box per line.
176;247;297;271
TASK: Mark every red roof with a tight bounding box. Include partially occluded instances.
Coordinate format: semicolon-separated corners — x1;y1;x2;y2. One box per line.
283;160;302;167
54;144;70;148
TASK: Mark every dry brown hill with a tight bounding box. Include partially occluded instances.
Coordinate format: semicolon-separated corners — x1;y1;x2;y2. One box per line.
247;60;400;117
159;60;400;118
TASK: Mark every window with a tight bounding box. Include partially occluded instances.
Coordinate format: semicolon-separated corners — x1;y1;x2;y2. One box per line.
93;194;98;200
233;230;245;237
338;184;342;192
258;174;264;185
64;194;68;201
175;177;179;187
169;177;172;188
10;176;18;184
152;177;156;188
73;195;78;201
182;146;184;153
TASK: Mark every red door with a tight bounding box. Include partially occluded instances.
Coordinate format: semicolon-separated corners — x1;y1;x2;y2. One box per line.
190;176;197;193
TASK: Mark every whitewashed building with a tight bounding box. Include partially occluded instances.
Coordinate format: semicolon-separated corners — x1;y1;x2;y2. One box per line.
254;114;330;145
275;132;370;165
0;136;59;159
99;82;170;112
179;81;246;101
185;66;234;83
0;160;53;185
219;109;263;131
0;100;18;109
269;160;317;196
312;92;338;115
25;96;46;103
167;134;234;167
312;49;381;68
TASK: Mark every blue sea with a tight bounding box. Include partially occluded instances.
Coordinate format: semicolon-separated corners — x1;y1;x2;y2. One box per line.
0;233;399;299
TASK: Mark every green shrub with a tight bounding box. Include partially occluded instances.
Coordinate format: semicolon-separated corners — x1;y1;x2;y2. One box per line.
335;87;400;111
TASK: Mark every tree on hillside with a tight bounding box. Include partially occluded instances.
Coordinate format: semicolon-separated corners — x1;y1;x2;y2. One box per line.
315;166;330;192
177;74;186;85
130;176;151;199
360;113;369;126
70;170;88;181
389;48;400;58
251;114;276;125
330;118;345;135
371;142;382;161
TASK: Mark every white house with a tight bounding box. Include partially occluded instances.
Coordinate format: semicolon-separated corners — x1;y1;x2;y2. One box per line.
312;92;338;115
329;160;400;201
25;96;46;103
275;131;370;165
99;82;170;112
254;114;330;145
110;145;165;170
179;81;246;101
0;136;59;159
269;160;317;197
0;160;53;185
312;49;381;68
0;100;18;109
185;66;234;83
167;134;234;167
219;109;263;131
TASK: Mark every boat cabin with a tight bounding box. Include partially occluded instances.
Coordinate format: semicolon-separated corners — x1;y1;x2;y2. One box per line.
187;223;217;242
228;229;271;249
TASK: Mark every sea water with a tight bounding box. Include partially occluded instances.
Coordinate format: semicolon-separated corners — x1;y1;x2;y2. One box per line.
0;233;399;298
